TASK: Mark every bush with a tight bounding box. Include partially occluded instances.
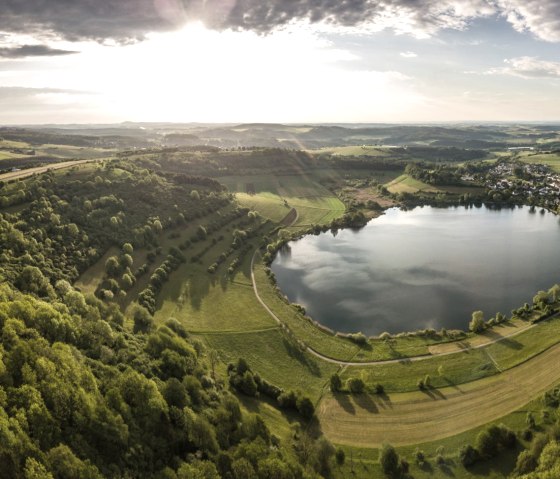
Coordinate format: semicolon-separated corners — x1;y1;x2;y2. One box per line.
347;377;365;394
469;310;486;333
348;332;367;346
330;373;342;392
459;444;479;467
379;444;400;478
296;396;315;420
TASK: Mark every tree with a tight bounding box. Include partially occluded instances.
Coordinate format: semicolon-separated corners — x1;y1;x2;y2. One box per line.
459;444;479;467
24;458;54;479
105;256;120;277
335;448;346;466
196;225;207;240
476;428;500;458
231;457;256;479
47;444;103;479
379;444;400;478
240;371;258;396
469;310;485;333
121;273;134;290
347;377;365;394
122;242;134;255
549;284;560;303
15;266;55;298
132;304;154;333
296;396;315;420
330;373;342;392
533;290;549;306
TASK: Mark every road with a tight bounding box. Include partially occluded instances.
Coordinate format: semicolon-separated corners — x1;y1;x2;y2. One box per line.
0;159;95;182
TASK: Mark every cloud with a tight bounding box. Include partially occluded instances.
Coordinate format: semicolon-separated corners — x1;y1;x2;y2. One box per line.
0;44;77;58
400;51;418;58
497;0;560;42
0;86;90;101
0;0;559;44
487;56;560;79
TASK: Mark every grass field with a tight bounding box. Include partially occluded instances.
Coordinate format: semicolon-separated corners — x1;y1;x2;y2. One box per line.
220;173;346;227
518;151;560;172
203;328;337;398
385;174;441;194
310;146;398;157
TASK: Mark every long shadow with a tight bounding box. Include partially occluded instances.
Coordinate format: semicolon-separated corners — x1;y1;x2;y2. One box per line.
483;328;523;350
456;341;472;352
377;392;393;409
353;394;379;414
419;461;433;474
442;376;464;393
282;337;321;377
333;393;356;415
420;387;447;400
237;392;304;428
438;462;455;477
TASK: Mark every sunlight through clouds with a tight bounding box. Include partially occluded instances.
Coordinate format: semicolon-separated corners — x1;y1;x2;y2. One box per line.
7;23;422;122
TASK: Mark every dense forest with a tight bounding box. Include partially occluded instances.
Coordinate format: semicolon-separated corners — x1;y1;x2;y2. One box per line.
0;162;334;478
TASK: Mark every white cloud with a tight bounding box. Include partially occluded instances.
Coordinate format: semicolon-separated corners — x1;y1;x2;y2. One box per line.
400;51;418;58
487;56;560;79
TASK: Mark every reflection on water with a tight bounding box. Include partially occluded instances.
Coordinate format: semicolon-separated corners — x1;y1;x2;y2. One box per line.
271;205;560;335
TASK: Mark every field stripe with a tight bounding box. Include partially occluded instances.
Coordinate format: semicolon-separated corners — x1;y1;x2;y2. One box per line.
318;341;560;447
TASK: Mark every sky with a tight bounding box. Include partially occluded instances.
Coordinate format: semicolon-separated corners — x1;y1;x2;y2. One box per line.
1;0;559;124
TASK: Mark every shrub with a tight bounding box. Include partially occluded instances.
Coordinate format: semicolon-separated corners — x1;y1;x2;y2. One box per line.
379;444;400;478
459;444;479;467
347;377;365;394
330;373;342;392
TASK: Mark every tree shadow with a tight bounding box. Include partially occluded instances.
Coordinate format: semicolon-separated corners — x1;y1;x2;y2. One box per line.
418;461;433;474
455;341;473;352
437;461;456;477
353;394;379;413
482;329;523;350
282;337;321;377
420;387;447;400
377;392;393;409
441;376;464;393
333;393;355;415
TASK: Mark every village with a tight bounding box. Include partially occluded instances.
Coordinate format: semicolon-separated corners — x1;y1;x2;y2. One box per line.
463;160;560;210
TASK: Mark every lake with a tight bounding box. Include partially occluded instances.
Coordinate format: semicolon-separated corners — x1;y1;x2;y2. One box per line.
271;205;560;335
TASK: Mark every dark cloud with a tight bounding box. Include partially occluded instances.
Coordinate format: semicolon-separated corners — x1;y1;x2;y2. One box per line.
0;44;77;58
1;0;559;42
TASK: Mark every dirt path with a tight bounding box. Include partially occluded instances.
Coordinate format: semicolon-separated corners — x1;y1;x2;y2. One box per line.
0;159;95;181
318;341;560;447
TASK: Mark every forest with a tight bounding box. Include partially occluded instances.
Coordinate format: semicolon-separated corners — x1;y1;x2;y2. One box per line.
0;161;334;478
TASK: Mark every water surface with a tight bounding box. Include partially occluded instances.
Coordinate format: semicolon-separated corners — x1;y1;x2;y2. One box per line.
271;205;560;335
